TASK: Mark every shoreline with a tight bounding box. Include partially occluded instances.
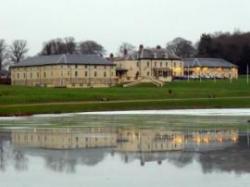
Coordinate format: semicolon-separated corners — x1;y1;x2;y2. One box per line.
2;108;250;118
2;96;250;117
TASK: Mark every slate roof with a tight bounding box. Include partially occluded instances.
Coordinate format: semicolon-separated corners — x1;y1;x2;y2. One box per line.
184;58;237;68
116;48;180;61
11;54;115;68
0;70;9;76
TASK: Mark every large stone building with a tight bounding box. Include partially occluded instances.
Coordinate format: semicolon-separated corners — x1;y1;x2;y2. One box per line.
184;58;238;79
10;50;239;88
113;45;184;86
10;54;117;88
11;127;238;152
11;128;117;149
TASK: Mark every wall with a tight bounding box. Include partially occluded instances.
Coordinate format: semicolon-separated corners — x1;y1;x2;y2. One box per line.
11;128;117;149
185;67;238;79
11;64;117;88
114;59;184;83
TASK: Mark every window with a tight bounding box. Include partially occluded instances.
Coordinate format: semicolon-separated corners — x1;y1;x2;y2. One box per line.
160;62;162;67
85;65;88;68
75;71;78;77
137;62;139;67
75;64;78;69
147;62;150;67
147;72;150;76
85;71;88;77
44;72;46;78
94;65;97;69
17;73;19;79
37;73;39;78
104;72;107;77
30;73;32;78
94;72;97;77
23;73;26;78
154;62;157;67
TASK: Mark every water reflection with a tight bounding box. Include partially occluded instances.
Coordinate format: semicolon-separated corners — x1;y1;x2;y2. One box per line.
0;126;250;175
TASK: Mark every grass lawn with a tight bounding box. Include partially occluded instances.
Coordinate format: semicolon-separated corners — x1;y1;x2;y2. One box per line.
1;76;250;116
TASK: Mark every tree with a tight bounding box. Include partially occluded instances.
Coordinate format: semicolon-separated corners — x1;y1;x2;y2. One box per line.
118;42;135;56
9;40;28;63
0;39;7;70
41;37;77;55
166;37;196;58
197;31;250;74
197;34;213;57
64;37;76;54
79;40;105;55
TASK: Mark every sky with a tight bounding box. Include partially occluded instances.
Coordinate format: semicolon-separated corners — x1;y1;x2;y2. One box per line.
1;0;250;56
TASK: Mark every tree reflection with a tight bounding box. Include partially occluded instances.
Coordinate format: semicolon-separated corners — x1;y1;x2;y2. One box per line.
13;150;28;171
0;145;6;171
45;156;77;173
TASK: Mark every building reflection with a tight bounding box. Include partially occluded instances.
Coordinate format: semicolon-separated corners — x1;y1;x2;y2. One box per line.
11;128;117;149
1;126;250;173
10;127;239;152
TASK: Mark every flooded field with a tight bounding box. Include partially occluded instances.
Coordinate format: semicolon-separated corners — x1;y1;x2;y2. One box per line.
0;112;250;187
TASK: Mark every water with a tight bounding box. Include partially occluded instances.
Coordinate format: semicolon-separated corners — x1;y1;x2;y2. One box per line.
0;112;250;187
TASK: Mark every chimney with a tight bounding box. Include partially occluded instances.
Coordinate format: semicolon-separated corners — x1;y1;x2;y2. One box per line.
156;45;161;50
138;44;144;59
123;49;128;56
139;44;144;51
109;53;114;61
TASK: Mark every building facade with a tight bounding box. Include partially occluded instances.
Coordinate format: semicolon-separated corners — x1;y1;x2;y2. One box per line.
184;58;238;79
11;128;117;149
10;54;117;88
113;46;184;85
11;127;238;152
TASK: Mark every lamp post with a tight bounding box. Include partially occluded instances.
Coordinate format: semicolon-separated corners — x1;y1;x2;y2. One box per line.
199;67;202;83
247;64;249;85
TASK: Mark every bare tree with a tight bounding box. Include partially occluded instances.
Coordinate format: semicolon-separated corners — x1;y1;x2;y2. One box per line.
64;37;76;54
0;39;7;70
79;40;105;55
167;37;196;58
118;42;135;56
41;37;76;55
9;40;28;63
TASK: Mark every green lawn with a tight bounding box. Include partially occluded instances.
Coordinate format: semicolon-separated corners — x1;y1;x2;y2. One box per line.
1;77;250;116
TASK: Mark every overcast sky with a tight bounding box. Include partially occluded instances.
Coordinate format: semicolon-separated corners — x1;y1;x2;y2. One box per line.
1;0;250;56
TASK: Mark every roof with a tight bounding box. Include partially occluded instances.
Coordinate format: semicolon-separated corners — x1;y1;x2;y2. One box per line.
184;58;237;68
116;48;180;61
11;54;115;68
0;70;9;76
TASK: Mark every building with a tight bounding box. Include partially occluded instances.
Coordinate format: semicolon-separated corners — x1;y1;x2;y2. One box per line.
116;128;185;152
10;54;117;88
11;127;238;152
184;58;238;79
0;69;10;84
112;45;184;86
11;128;117;149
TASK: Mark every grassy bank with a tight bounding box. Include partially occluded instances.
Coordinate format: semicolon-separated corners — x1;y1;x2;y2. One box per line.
1;77;250;116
